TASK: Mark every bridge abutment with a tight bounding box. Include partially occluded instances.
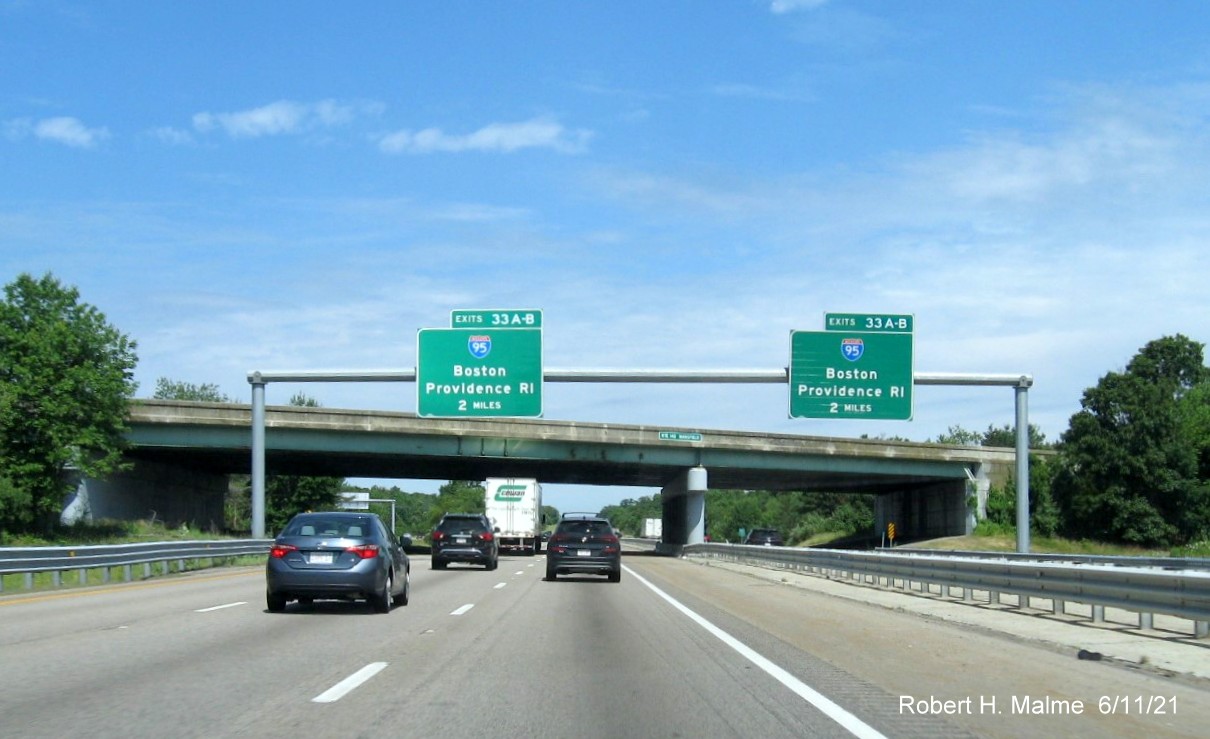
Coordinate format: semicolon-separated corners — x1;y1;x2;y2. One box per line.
61;460;227;531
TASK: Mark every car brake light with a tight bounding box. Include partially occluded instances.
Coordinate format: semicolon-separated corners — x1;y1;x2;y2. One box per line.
431;531;445;541
346;544;380;559
270;544;297;558
480;532;494;541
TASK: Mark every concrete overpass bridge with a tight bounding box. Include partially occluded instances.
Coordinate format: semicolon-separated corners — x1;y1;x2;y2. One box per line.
67;400;1018;545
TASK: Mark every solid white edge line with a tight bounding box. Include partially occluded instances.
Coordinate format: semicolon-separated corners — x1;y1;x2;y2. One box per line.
451;603;474;616
194;602;246;612
311;662;388;704
624;565;888;739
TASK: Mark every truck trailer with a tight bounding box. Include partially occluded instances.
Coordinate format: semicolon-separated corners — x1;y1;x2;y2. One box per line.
484;478;543;555
643;517;662;539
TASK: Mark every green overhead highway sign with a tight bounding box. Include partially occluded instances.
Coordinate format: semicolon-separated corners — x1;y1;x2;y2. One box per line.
824;313;913;333
451;309;542;328
417;327;542;417
789;330;913;420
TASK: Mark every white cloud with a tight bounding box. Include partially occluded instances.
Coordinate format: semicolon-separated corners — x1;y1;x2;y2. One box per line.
3;116;109;147
149;126;194;145
378;117;591;155
770;0;829;14
191;99;375;139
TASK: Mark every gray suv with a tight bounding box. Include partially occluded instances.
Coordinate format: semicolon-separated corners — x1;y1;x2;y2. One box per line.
431;513;499;570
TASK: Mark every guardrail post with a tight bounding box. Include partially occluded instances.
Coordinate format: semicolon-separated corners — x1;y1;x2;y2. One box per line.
124;565;133;582
1139;613;1154;631
1197;621;1208;639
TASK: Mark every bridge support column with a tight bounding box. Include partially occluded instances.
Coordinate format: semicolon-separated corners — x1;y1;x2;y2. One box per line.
659;467;707;553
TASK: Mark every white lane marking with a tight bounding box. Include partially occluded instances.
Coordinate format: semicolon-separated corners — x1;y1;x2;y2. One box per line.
494;582;507;589
450;603;474;616
195;602;246;612
625;566;888;739
514;570;525;575
312;662;388;704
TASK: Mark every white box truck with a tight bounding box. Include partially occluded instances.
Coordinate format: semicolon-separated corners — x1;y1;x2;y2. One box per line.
485;478;543;555
643;517;662;539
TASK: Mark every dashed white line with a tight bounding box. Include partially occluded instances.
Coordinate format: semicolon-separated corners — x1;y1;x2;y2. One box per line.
494;582;507;589
194;602;246;612
450;603;474;616
312;662;388;704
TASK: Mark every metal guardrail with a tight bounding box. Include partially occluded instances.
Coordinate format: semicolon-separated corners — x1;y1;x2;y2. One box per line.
683;543;1210;639
0;540;272;592
887;547;1210;571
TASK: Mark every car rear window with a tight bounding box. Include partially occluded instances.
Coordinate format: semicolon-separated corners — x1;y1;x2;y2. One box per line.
285;517;372;537
438;517;487;533
558;520;613;535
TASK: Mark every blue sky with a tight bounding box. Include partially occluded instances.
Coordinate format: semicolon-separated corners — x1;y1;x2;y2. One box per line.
4;1;1209;514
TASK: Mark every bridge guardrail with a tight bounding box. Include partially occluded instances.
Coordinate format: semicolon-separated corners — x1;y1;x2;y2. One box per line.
0;540;272;592
684;543;1210;639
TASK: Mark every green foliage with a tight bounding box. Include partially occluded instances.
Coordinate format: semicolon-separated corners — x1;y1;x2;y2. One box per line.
153;378;232;402
934;423;1049;449
0;273;138;533
541;504;560;529
602;489;876;544
1051;335;1210;546
426;480;486;529
980;454;1060;537
263;393;344;534
933;425;982;446
344;484;438;535
601;494;661;536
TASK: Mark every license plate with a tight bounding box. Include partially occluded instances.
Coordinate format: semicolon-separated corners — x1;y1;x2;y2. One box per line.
456;537;469;544
577;549;592;557
310;552;333;564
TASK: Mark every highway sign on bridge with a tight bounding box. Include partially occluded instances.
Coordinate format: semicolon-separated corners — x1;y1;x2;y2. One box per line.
417;327;543;417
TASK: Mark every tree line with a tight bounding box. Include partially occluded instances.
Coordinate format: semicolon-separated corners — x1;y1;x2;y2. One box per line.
1;272;1207;551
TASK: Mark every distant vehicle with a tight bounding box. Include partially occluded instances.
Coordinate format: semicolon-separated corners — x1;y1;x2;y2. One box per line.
643;517;662;539
265;511;410;613
431;513;499;570
744;528;784;546
485;478;543;555
545;513;621;582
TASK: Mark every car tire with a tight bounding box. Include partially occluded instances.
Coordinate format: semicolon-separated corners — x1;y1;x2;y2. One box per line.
373;572;392;614
545;564;557;581
394;569;410;607
431;556;446;570
266;591;287;612
486;557;498;571
609;569;621;583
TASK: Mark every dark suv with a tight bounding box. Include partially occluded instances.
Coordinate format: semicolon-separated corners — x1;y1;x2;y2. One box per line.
431;513;499;570
743;528;784;546
545;513;621;582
